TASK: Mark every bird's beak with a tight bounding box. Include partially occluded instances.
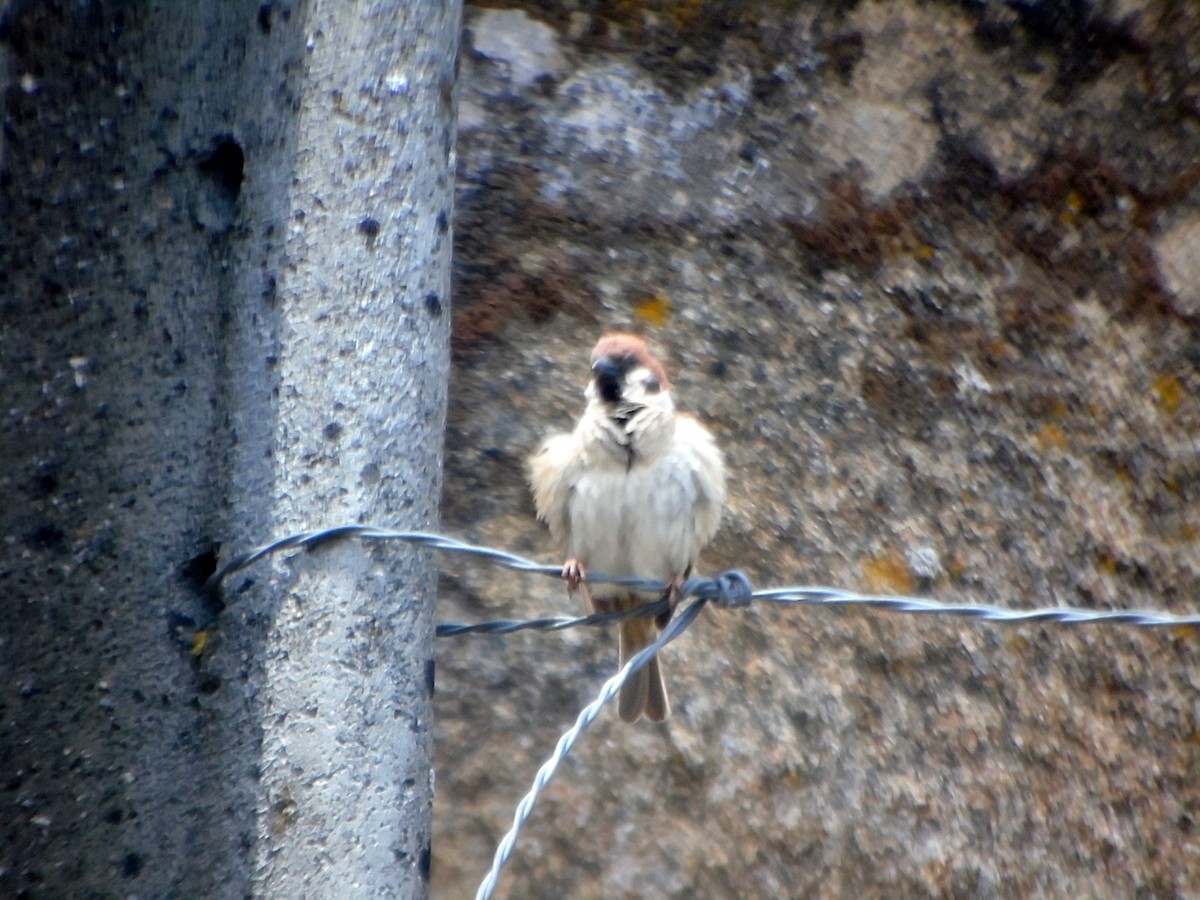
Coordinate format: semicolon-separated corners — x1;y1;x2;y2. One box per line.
591;357;623;404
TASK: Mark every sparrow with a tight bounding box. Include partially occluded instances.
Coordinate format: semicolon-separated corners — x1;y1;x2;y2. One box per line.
528;333;726;722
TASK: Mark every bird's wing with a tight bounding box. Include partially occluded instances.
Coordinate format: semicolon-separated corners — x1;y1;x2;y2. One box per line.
675;414;727;553
527;430;582;551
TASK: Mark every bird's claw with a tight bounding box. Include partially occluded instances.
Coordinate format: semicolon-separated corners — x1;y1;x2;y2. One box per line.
562;559;595;610
562;559;586;593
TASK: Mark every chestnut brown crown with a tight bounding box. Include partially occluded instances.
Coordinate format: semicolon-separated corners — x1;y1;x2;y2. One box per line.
589;332;671;392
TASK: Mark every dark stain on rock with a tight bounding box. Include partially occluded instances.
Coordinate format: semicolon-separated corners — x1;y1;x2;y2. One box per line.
181;546;219;588
198;136;245;205
358;217;381;242
785;170;919;274
23;524;65;551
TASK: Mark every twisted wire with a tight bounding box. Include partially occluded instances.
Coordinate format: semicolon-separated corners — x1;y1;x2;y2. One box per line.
752;586;1200;628
207;524;663;593
473;596;708;900
435;601;668;637
208;524;1200;630
208;523;1200;898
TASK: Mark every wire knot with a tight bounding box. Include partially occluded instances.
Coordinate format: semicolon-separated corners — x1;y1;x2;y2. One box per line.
681;569;753;608
713;570;753;607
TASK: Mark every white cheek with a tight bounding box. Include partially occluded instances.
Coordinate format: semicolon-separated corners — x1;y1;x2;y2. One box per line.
622;384;646;404
625;367;655;402
624;371;674;411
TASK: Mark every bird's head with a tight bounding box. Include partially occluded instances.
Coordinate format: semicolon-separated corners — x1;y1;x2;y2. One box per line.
586;332;673;416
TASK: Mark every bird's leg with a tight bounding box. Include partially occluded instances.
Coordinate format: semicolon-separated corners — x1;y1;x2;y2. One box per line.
562;558;595;611
655;573;685;629
666;573;685;609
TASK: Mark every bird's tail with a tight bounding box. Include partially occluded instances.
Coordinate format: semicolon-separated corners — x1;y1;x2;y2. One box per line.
617;601;669;723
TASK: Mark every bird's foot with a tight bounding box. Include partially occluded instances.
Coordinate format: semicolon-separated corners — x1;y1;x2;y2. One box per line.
562;559;587;593
562;558;594;609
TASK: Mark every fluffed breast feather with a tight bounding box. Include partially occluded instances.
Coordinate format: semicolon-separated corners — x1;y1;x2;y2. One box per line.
528;412;725;570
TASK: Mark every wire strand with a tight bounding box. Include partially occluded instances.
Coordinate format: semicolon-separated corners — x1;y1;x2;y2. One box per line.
435;601;669;637
208;524;1200;897
208;524;663;592
208;524;1200;630
473;595;709;900
751;586;1200;628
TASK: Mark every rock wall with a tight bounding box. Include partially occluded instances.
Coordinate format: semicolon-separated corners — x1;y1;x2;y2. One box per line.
435;3;1200;896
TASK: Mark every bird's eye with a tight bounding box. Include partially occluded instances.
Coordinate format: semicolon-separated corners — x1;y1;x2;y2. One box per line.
645;376;661;392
